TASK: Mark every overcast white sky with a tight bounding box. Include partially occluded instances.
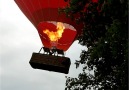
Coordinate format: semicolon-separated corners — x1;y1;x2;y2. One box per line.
0;0;87;90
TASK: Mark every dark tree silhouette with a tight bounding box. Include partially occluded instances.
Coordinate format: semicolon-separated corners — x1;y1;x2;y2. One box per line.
62;0;128;89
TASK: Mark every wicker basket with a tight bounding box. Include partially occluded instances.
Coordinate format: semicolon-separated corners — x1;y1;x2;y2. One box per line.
29;53;71;74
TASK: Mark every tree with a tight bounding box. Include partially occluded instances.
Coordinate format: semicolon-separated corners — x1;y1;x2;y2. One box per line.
62;0;128;89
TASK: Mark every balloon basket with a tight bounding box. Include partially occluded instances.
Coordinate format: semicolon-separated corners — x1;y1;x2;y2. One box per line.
29;50;71;74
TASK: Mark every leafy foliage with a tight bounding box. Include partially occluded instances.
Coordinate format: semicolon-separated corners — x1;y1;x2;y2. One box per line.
63;0;128;89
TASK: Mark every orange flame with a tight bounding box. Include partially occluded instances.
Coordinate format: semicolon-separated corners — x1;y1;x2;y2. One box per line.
43;22;65;42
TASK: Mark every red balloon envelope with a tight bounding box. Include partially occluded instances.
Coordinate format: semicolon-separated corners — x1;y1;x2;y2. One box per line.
14;0;83;51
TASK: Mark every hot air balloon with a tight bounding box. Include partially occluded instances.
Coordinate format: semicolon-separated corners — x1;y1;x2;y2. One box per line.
14;0;83;74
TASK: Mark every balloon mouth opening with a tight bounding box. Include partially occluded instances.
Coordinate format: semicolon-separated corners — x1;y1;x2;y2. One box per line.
43;22;65;41
37;21;77;51
43;22;65;49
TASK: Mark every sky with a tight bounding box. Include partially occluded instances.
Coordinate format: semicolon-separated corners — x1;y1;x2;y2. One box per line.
0;0;87;90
